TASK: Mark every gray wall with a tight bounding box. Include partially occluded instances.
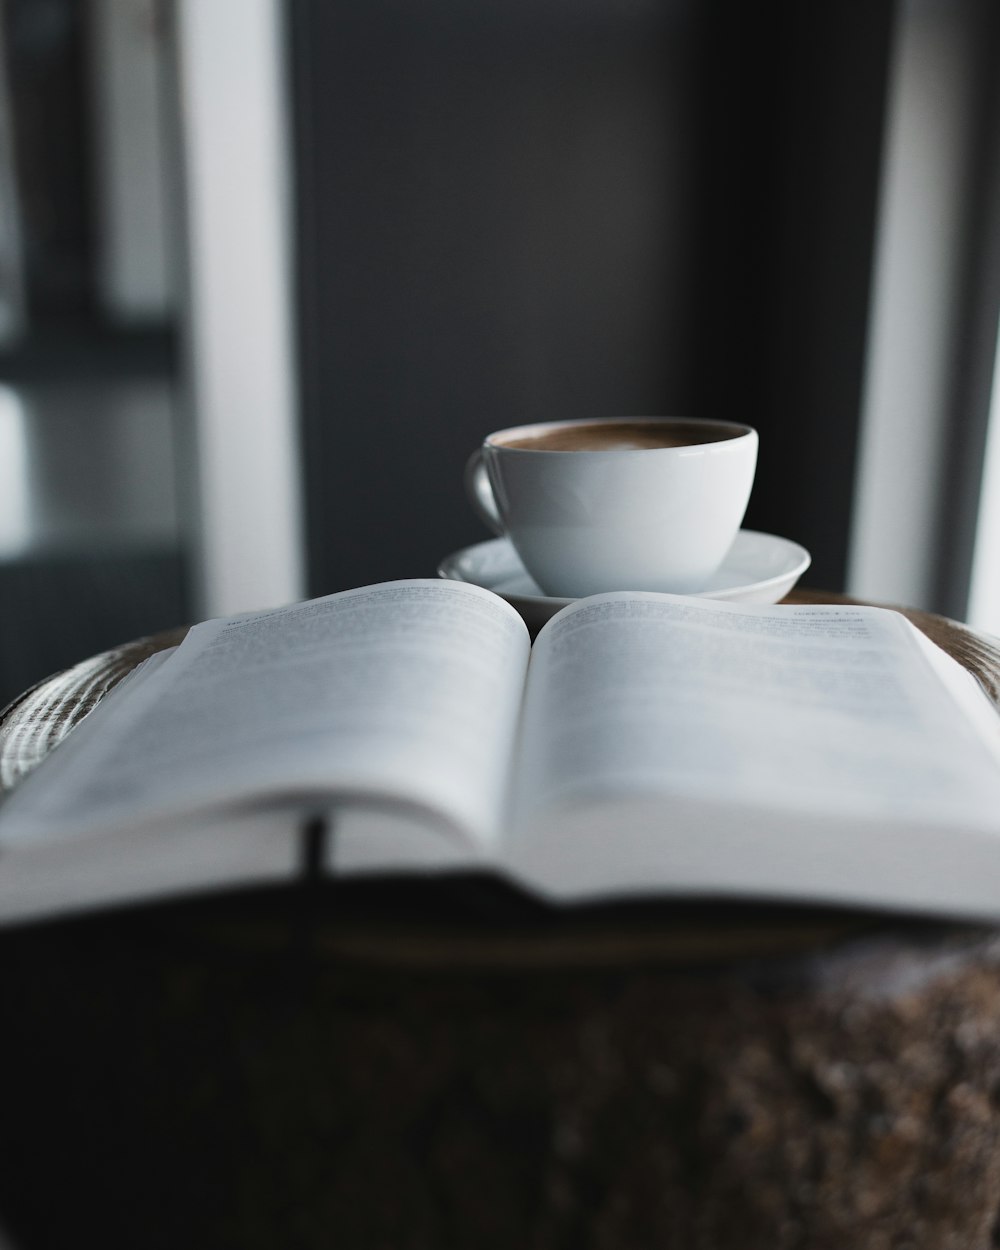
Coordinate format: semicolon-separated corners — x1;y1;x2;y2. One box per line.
291;0;895;594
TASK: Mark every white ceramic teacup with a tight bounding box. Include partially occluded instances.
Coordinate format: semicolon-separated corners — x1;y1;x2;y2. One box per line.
464;416;758;598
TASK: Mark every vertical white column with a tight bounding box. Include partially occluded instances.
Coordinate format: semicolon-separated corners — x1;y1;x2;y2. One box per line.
847;0;980;609
966;319;1000;635
174;0;305;618
89;0;175;322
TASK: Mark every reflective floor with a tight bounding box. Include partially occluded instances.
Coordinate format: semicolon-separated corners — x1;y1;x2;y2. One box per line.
0;377;188;706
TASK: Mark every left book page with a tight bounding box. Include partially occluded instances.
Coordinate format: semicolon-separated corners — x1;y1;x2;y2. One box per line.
0;580;530;923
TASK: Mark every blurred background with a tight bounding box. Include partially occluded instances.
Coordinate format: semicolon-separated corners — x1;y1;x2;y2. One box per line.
0;0;998;708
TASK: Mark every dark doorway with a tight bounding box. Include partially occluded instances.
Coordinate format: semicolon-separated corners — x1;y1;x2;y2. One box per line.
291;0;895;596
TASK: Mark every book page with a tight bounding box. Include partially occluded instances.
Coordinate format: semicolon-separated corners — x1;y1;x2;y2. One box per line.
506;594;1000;915
0;580;530;854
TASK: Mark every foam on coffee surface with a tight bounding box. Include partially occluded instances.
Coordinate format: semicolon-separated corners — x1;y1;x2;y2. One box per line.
496;421;738;452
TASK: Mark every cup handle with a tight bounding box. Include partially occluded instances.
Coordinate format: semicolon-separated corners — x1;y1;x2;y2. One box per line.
464;448;505;536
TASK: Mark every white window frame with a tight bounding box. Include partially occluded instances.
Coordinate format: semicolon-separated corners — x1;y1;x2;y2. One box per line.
173;0;305;618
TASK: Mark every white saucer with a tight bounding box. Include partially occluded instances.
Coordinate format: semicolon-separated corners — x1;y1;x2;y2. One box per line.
438;531;811;633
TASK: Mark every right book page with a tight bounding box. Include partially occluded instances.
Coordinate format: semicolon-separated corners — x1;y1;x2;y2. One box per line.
504;594;1000;919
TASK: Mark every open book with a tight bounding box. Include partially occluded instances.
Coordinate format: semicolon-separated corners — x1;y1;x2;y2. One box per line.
1;579;1000;926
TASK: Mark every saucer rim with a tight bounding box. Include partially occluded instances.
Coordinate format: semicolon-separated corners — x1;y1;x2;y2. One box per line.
438;529;812;608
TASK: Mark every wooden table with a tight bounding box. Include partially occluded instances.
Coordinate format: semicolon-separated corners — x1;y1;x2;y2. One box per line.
0;593;999;1250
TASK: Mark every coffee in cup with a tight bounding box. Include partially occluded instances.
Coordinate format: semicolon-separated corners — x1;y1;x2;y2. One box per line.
464;417;757;598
